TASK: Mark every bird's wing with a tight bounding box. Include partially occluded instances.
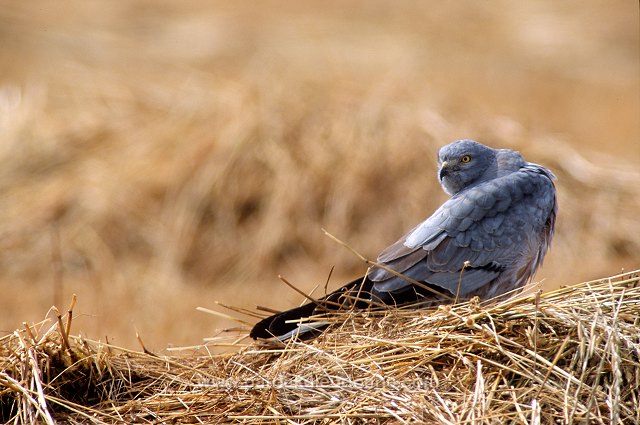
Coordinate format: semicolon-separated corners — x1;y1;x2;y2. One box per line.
368;165;556;297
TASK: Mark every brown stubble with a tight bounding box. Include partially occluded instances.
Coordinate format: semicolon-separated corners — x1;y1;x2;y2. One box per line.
0;1;637;349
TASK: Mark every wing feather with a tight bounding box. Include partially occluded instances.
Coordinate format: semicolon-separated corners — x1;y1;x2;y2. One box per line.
368;164;556;297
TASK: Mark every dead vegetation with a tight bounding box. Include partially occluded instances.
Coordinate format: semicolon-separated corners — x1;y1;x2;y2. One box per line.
0;3;637;423
0;2;638;349
1;270;638;424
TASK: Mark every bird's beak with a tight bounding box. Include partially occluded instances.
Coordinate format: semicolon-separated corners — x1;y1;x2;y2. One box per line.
439;161;450;181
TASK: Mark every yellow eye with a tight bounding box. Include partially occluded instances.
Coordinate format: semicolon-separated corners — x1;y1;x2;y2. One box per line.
461;155;471;163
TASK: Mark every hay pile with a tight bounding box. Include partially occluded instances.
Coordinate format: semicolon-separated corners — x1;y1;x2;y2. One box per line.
2;270;639;424
1;2;638;352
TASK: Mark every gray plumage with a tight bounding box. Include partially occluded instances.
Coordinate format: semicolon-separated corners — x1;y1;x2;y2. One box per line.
368;139;557;301
250;139;557;340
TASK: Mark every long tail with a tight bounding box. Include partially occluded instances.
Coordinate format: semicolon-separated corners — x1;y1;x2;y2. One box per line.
249;277;375;340
249;276;448;340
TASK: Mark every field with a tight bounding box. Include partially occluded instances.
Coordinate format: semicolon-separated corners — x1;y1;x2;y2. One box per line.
2;271;639;423
0;0;638;355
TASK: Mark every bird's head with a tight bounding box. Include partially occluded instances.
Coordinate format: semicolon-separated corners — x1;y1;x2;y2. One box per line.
438;139;498;195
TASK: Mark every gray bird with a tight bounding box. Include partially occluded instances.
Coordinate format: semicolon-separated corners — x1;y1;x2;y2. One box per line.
250;139;557;340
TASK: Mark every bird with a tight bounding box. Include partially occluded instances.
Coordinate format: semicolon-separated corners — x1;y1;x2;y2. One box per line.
250;139;557;341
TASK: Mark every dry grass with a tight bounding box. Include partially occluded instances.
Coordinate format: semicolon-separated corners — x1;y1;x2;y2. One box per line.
1;4;638;421
0;1;638;350
1;269;638;424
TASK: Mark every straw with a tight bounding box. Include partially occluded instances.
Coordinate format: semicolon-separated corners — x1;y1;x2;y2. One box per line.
1;269;638;424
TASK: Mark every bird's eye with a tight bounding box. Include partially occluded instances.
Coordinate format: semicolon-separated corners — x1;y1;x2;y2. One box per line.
461;155;471;163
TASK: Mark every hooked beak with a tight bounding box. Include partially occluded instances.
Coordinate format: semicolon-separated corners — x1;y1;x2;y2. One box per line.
439;161;450;181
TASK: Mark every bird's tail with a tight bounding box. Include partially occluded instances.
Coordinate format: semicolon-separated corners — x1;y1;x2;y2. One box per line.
249;276;376;341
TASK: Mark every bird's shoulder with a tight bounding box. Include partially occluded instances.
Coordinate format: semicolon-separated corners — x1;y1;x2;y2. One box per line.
403;163;555;250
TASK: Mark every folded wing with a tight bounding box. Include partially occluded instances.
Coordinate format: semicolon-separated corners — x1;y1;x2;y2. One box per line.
368;166;556;298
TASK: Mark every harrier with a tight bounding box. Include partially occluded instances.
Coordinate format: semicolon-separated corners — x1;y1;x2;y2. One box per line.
250;140;557;340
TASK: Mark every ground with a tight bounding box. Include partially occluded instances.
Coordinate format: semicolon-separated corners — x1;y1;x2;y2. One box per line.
0;1;638;350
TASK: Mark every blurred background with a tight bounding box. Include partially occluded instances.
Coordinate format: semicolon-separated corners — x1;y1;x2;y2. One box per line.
0;1;638;351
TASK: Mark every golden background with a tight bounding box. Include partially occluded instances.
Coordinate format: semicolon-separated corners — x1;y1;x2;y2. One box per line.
0;1;638;350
